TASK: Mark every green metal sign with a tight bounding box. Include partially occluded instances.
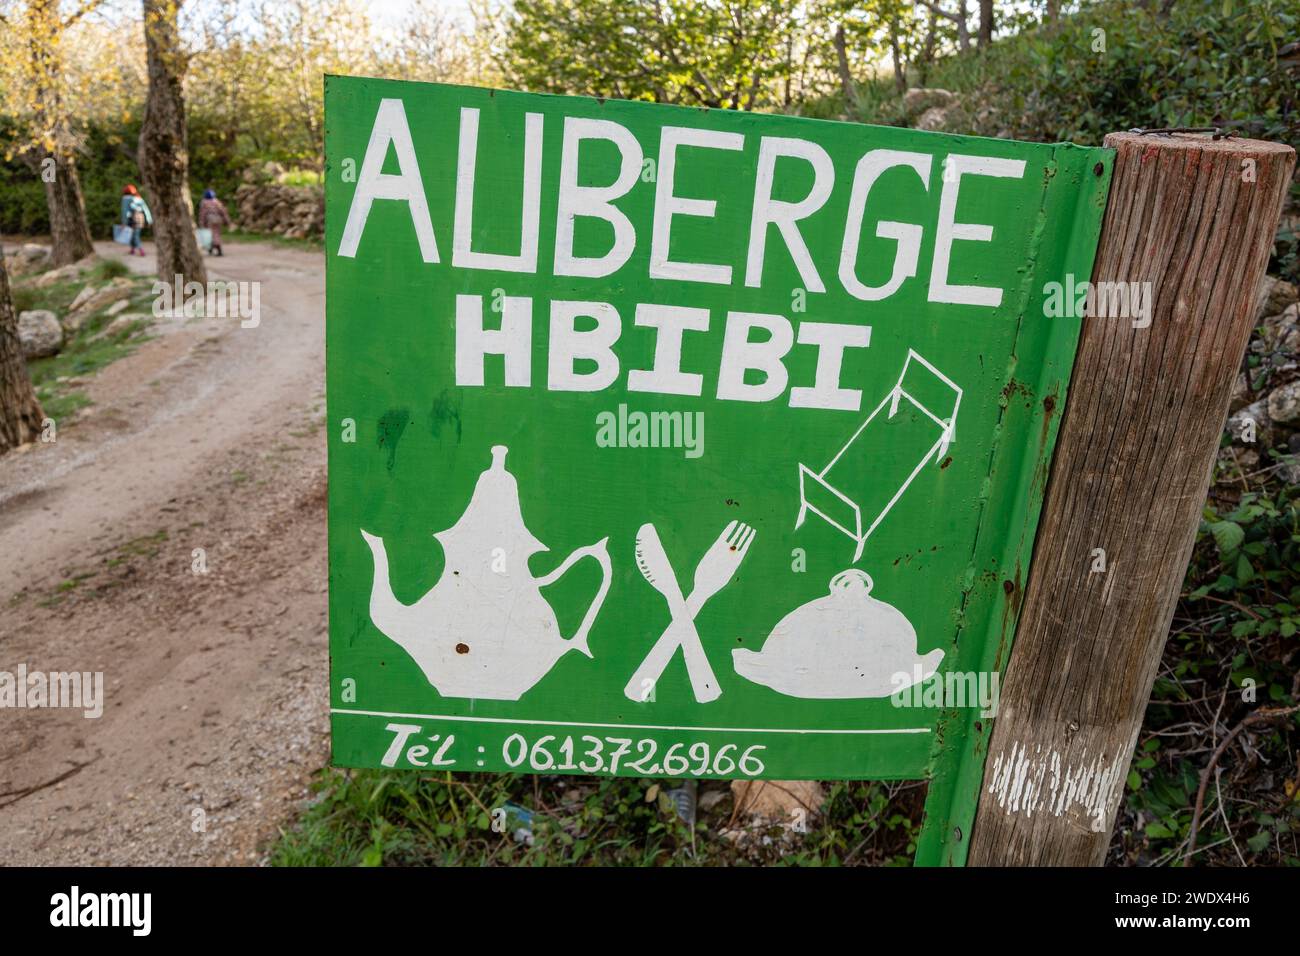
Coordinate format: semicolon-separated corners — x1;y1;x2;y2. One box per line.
325;75;1112;864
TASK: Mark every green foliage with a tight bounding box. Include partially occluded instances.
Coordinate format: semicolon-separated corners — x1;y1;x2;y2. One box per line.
898;0;1298;146
1110;458;1300;866
0;111;242;239
835;0;1300;283
1190;489;1300;645
499;0;814;109
271;769;922;866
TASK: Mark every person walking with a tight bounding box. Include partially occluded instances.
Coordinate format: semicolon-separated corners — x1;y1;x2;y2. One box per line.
120;185;152;257
197;188;233;257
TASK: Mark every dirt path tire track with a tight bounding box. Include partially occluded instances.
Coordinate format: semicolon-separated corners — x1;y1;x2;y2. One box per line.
0;240;330;865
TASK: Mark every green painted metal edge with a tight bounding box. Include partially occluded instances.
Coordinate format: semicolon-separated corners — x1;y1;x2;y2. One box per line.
913;142;1114;866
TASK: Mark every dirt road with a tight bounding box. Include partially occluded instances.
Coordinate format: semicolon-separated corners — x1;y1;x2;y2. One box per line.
0;240;330;864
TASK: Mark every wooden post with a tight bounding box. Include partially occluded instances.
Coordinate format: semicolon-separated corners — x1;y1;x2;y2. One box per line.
967;132;1295;866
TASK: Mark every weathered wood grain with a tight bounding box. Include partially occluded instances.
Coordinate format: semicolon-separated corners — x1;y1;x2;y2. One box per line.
968;132;1295;866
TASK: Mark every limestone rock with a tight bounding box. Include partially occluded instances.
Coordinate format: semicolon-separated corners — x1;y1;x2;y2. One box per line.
66;278;135;326
1227;398;1271;445
4;243;51;277
902;87;954;119
916;106;950;131
33;263;82;288
1267;380;1300;425
67;284;97;312
96;312;150;340
17;309;63;359
1256;275;1298;321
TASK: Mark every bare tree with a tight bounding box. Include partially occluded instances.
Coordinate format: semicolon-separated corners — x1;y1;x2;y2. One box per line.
0;250;45;454
139;0;205;284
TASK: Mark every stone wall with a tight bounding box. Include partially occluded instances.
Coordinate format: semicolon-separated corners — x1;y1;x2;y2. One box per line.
232;183;324;241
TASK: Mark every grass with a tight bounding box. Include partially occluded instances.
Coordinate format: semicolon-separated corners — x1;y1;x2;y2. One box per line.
228;228;323;253
15;255;156;424
270;769;923;867
37;572;96;608
104;529;169;568
31;529;171;609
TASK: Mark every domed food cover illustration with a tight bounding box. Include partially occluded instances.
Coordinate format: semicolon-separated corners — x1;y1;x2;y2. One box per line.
733;570;942;699
360;445;612;701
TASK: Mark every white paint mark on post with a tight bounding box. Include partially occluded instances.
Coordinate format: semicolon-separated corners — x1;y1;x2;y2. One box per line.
985;741;1125;831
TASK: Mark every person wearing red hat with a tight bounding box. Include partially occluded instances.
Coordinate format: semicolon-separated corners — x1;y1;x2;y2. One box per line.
119;185;152;257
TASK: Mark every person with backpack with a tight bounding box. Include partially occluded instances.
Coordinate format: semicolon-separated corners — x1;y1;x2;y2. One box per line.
197;188;233;257
120;185;152;257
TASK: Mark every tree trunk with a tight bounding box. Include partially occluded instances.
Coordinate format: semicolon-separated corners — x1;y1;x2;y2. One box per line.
967;132;1296;865
27;0;96;267
1044;0;1059;22
978;0;994;47
0;251;46;454
955;0;971;52
918;8;937;85
139;0;206;286
888;18;906;93
833;24;856;118
38;147;96;267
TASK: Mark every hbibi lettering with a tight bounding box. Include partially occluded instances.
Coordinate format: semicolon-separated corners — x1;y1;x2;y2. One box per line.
1043;274;1152;328
596;404;703;458
50;886;150;936
0;664;103;718
152;274;260;328
891;667;999;717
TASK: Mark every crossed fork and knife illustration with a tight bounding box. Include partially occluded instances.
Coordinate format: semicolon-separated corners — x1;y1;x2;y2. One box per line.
623;520;756;704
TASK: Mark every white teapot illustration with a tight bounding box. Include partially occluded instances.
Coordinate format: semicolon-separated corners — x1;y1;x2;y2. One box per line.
361;445;612;700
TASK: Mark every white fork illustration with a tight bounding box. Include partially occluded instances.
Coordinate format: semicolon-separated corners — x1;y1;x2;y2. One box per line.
625;521;756;703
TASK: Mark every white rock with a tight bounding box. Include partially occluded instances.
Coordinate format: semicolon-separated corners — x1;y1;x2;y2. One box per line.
1267;380;1300;425
93;312;150;341
67;284;97;312
916;106;949;131
31;263;77;288
64;278;135;333
902;87;954;116
17;309;63;359
1228;398;1271;443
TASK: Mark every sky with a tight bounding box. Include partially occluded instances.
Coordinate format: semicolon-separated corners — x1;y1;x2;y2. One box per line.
372;0;475;25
